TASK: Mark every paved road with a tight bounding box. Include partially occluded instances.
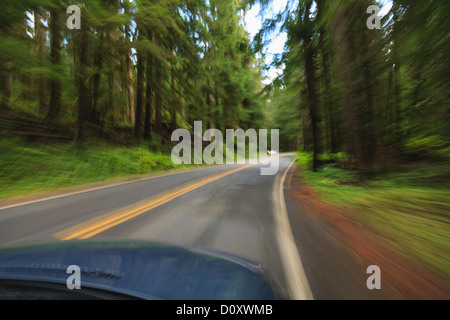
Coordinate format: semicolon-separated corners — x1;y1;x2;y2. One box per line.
0;154;313;299
0;153;396;299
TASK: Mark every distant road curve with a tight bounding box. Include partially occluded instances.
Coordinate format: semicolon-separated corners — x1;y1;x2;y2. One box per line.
0;154;313;300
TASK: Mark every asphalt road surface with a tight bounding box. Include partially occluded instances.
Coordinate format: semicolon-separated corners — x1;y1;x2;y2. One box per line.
0;154;389;299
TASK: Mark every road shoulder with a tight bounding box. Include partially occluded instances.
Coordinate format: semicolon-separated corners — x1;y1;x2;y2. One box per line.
284;165;450;299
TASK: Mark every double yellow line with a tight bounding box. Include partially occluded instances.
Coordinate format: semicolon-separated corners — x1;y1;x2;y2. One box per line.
53;163;256;241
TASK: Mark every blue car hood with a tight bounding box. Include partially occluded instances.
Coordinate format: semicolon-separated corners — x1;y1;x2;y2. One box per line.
0;240;282;300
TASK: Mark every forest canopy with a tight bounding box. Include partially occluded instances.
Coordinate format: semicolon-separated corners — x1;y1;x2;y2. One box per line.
0;0;449;177
264;0;449;175
0;0;267;144
0;0;448;291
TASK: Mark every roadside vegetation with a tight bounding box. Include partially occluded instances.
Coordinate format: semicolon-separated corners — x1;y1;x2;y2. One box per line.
0;133;270;202
0;1;271;202
0;0;448;284
265;0;450;282
295;151;450;279
0;136;188;202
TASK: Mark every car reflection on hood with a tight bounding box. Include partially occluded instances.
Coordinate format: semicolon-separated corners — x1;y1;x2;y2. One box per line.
0;240;284;300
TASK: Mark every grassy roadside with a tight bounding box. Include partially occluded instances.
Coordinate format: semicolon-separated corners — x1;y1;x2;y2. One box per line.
0;137;267;202
294;152;450;279
0;137;194;202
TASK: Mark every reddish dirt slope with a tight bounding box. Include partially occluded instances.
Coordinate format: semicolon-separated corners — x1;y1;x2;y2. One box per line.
287;167;450;300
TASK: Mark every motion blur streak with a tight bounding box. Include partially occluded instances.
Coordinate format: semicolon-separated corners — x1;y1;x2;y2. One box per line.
53;163;256;240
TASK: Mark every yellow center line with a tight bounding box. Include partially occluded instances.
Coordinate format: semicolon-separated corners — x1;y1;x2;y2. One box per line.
52;156;282;241
76;165;249;239
53;155;284;240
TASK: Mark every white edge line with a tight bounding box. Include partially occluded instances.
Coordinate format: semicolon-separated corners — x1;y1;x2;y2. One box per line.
0;166;220;211
0;155;281;211
273;158;314;300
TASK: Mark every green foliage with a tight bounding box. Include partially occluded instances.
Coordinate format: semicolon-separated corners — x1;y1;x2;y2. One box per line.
262;0;449;174
330;152;350;165
295;151;450;279
296;151;356;183
294;151;313;170
404;135;450;160
0;137;186;201
0;0;267;143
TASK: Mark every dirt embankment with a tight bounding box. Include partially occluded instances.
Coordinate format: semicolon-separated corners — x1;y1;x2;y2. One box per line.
288;167;450;300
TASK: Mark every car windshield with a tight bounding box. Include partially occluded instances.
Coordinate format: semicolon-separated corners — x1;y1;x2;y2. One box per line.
0;0;449;303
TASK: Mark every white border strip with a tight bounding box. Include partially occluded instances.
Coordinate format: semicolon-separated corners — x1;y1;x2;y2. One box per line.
0;166;216;211
0;155;282;212
273;158;314;300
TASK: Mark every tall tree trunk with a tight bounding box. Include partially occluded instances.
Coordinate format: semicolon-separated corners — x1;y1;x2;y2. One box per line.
17;16;33;105
332;3;374;176
134;49;145;137
47;9;62;121
317;0;338;154
180;87;186;127
170;68;177;132
75;12;92;141
126;48;135;124
299;86;312;152
206;77;213;129
107;27;120;124
0;57;12;111
92;32;104;127
154;61;163;135
304;48;320;171
300;108;312;152
34;10;48;116
385;66;394;155
392;2;402;156
301;0;321;171
214;77;221;131
361;23;377;170
126;54;135;123
144;51;153;139
0;10;12;111
332;8;363;170
124;4;135;124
